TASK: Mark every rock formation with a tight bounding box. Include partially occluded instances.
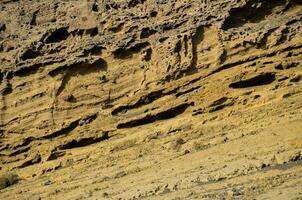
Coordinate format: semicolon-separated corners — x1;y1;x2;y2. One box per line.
0;0;301;199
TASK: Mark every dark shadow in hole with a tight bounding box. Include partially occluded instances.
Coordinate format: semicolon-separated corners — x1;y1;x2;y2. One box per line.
113;42;150;59
229;73;276;88
58;132;109;150
222;0;284;30
117;102;194;129
45;27;70;43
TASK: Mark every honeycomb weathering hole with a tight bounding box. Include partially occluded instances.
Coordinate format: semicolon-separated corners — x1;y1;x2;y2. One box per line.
229;73;276;88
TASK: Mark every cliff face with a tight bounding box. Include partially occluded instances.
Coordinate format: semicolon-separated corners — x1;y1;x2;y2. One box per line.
0;0;302;199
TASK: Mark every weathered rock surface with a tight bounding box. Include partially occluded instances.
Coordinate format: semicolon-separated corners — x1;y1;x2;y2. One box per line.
0;0;302;199
0;172;20;190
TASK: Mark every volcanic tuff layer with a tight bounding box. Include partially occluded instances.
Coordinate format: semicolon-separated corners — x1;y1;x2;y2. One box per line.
0;0;302;199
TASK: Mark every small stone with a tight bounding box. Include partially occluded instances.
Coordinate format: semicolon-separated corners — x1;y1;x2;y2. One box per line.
42;180;53;186
182;149;190;155
0;172;20;190
102;192;109;197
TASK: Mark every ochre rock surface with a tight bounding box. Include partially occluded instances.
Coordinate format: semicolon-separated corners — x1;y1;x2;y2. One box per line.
0;0;302;199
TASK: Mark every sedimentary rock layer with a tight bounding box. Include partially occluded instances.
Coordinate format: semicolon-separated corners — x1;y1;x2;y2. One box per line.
0;0;301;199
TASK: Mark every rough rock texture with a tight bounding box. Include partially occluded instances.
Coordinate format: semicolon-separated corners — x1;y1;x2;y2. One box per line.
0;0;302;199
0;172;20;190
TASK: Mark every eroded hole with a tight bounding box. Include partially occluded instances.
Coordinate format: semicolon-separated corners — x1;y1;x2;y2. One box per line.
229;73;276;88
45;28;69;43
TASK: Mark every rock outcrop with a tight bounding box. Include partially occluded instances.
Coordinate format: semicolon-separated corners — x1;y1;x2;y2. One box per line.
0;0;301;199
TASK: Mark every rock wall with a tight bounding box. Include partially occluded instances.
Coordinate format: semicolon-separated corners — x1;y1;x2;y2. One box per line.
0;0;302;199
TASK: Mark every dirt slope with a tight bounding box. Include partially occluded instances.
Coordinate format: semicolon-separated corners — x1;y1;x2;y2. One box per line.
0;0;302;199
